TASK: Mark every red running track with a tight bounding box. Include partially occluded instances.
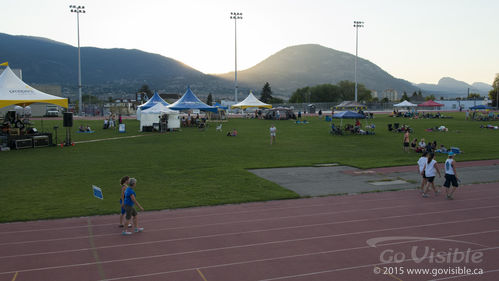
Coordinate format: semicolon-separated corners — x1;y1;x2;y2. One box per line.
1;182;498;281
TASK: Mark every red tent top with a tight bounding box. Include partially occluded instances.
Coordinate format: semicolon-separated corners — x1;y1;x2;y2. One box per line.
418;100;444;107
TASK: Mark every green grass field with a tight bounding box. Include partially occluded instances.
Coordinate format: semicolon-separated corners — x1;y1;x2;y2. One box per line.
1;112;498;222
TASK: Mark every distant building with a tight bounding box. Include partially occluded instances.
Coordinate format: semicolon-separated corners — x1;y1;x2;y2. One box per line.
381;89;398;101
438;99;487;111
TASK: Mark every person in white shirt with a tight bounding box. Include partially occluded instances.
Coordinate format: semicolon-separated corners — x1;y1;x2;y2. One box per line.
418;138;426;152
422;153;441;198
269;124;277;145
443;152;459;200
417;152;428;193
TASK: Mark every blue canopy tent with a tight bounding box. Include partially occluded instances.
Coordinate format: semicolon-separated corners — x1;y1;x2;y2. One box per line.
168;86;217;112
136;92;169;120
332;110;366;127
469;104;493;110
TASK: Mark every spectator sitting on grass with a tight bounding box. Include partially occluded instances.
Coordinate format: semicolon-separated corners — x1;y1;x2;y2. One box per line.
78;125;85;132
410;138;418;151
436;145;448;153
227;129;238;136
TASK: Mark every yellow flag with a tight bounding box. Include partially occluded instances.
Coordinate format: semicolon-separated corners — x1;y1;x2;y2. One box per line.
0;62;8;66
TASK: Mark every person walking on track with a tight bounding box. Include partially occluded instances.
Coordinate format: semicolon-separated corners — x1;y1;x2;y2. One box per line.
122;178;145;235
422;153;441;198
443;152;459;200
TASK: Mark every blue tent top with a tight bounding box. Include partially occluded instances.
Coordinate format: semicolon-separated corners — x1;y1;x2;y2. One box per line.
213;102;228;110
332;111;366;119
470;104;493;110
138;92;169;110
168;86;217;112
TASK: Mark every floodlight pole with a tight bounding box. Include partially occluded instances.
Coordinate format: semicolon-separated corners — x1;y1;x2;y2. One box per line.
230;12;243;104
70;5;85;115
353;21;364;102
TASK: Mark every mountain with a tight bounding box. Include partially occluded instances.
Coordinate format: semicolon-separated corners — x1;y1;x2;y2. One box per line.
216;44;418;96
415;77;492;98
0;33;235;97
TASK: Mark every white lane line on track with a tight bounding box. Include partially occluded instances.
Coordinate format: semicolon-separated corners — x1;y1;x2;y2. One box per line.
1;204;498;259
1;196;498;247
256;246;499;281
108;246;499;280
1;215;498;275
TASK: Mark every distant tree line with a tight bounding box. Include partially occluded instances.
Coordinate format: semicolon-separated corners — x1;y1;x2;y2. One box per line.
288;81;371;103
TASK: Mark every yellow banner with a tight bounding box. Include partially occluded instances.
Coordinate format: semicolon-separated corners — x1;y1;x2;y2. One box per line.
0;62;8;66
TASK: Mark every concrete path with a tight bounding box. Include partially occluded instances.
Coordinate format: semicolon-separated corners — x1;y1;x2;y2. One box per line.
249;159;499;196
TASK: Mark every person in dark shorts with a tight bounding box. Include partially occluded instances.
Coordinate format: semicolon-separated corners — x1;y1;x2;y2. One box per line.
403;131;410;152
119;176;130;227
422;153;441;198
443;152;459;200
122;178;145;235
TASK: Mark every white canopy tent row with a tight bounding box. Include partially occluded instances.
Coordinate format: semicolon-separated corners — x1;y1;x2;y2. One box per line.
139;103;180;132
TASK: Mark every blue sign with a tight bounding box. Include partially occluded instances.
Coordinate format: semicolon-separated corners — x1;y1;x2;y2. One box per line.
92;185;103;200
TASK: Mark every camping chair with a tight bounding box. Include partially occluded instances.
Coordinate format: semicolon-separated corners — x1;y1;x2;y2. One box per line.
216;124;222;132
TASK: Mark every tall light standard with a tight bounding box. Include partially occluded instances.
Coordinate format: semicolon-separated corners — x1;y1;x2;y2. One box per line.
70;5;85;115
353;20;364;102
230;12;242;104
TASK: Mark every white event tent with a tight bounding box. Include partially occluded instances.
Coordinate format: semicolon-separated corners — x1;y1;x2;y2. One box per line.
0;65;68;109
231;92;272;109
393;100;417;107
140;103;180;131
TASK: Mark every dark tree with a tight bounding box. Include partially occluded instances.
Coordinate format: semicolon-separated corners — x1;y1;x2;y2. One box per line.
206;93;213;105
260;82;273;103
138;84;152;98
400;91;409;101
488;74;499;107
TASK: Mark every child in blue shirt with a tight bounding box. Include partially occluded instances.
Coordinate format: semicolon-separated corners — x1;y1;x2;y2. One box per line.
122;178;145;235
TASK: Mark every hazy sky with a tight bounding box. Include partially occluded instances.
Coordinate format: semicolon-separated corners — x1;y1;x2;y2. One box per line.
2;0;498;85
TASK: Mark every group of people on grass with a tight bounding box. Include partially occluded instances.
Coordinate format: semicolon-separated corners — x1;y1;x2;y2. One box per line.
417;152;459;200
181;113;207;128
404;131;449;154
78;124;92;132
103;114;121;129
119;176;145;235
466;110;497;121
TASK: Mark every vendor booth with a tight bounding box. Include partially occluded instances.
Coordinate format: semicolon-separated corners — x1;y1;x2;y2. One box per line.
1;65;68;149
140;103;179;132
136;92;169;120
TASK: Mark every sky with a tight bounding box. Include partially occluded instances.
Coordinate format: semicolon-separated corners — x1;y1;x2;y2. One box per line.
2;0;498;85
